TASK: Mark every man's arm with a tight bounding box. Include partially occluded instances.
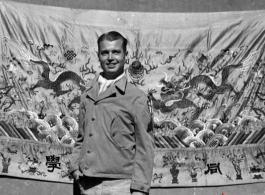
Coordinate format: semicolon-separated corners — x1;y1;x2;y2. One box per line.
69;102;85;177
131;95;155;194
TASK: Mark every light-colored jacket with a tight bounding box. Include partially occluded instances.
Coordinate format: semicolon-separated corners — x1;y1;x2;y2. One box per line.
70;73;154;193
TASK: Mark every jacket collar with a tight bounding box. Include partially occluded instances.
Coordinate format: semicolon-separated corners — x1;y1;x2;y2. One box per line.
113;73;127;94
84;72;127;102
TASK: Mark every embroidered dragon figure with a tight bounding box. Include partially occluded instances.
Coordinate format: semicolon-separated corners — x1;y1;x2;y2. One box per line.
29;60;86;97
148;62;247;116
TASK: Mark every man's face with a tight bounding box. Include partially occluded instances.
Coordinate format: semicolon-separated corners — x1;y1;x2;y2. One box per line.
98;39;126;79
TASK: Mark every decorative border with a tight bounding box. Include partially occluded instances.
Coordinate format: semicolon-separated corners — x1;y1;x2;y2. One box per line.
1;137;265;186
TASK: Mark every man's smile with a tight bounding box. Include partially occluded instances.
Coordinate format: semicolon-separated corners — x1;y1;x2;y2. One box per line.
106;63;117;67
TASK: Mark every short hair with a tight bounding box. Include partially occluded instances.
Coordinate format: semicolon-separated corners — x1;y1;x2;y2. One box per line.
97;31;128;52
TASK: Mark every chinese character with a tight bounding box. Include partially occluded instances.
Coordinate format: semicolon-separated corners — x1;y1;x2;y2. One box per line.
46;155;61;172
204;162;222;175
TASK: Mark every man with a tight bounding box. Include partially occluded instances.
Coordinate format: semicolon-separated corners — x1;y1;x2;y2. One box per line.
70;31;154;195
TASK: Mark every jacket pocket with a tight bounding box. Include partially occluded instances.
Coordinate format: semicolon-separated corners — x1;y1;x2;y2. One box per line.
110;113;124;148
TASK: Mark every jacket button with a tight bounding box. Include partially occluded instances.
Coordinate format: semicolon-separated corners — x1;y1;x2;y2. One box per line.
112;132;116;137
84;167;88;170
91;118;95;121
89;133;93;137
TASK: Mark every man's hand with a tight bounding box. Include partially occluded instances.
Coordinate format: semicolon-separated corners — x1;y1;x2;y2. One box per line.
72;170;83;180
132;192;147;195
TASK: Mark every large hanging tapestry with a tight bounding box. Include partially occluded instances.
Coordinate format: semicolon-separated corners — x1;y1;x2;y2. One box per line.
0;1;265;186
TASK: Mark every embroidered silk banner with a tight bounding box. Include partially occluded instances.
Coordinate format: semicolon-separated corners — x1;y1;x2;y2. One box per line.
0;1;265;186
152;144;265;187
0;137;73;183
1;137;265;186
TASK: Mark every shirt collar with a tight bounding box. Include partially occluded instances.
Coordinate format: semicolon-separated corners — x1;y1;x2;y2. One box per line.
85;72;128;94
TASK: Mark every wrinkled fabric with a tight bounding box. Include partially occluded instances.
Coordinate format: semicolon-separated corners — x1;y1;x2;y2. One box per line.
0;0;265;187
0;1;265;146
